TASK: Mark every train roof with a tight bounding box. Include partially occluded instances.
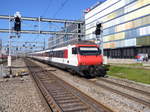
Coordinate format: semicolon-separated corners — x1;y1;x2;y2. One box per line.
71;40;96;45
29;41;97;54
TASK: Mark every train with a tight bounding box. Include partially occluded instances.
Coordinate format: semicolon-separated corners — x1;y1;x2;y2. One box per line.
0;54;8;59
0;54;18;63
0;54;8;63
29;41;107;77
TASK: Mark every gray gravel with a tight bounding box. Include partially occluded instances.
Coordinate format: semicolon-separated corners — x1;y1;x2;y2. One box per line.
94;78;150;103
0;76;48;112
52;71;150;112
0;58;49;112
32;60;150;112
106;76;150;93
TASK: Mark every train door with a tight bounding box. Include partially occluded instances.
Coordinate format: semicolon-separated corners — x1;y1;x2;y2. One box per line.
68;45;78;66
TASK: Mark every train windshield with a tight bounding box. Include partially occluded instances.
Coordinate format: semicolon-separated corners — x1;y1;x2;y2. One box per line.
79;46;101;55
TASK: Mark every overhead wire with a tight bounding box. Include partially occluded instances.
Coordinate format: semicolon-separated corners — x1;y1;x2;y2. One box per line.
41;0;53;17
41;0;69;50
48;0;69;39
53;0;69;18
39;0;53;50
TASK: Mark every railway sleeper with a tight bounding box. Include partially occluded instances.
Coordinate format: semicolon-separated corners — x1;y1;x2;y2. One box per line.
54;97;77;101
57;99;81;104
62;106;89;112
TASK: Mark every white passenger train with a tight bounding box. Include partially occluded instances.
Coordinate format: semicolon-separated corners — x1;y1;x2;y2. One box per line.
29;41;107;77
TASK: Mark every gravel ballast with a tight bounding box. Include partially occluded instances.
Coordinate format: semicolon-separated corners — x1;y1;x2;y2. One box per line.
106;76;150;93
0;76;48;112
0;58;49;112
32;60;150;112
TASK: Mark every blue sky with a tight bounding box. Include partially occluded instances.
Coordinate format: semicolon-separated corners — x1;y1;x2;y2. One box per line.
0;0;105;52
0;0;105;19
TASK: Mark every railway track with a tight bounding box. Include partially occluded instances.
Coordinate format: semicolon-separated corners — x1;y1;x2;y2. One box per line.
97;78;150;97
89;78;150;107
25;59;113;112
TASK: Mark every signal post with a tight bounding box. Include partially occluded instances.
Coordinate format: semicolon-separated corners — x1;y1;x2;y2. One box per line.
7;12;21;76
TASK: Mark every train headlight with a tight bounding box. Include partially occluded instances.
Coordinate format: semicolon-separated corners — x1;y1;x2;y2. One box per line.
80;62;86;65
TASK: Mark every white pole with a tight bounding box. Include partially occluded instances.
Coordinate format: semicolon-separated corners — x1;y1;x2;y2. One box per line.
7;15;13;75
39;16;43;50
0;41;4;77
100;23;107;64
100;24;103;56
8;15;11;67
44;37;45;50
38;16;41;35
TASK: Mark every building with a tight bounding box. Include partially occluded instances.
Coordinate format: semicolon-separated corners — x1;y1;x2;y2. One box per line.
48;23;84;49
84;0;150;58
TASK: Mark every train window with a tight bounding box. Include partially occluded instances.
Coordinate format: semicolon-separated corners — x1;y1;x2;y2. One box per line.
79;47;100;55
49;51;53;57
99;49;101;54
72;47;77;54
46;52;49;57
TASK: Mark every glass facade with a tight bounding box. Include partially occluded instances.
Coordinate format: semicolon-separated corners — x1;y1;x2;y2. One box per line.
103;15;150;35
103;5;149;29
48;23;84;48
85;0;150;58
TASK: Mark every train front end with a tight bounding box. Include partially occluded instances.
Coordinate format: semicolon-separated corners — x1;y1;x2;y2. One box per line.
76;44;107;77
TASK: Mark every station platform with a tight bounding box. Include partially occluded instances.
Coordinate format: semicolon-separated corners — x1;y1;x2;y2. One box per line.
107;58;150;64
107;58;150;70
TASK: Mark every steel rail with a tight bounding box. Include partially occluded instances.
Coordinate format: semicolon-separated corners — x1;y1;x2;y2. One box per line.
26;64;52;112
97;78;150;97
25;59;113;112
89;79;150;107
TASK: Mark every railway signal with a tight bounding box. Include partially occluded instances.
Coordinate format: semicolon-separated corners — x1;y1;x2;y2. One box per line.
95;23;102;35
14;12;21;32
95;22;104;57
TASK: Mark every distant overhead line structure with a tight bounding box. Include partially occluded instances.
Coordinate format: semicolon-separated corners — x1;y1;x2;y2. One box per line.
0;29;83;35
0;15;84;35
0;15;83;23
